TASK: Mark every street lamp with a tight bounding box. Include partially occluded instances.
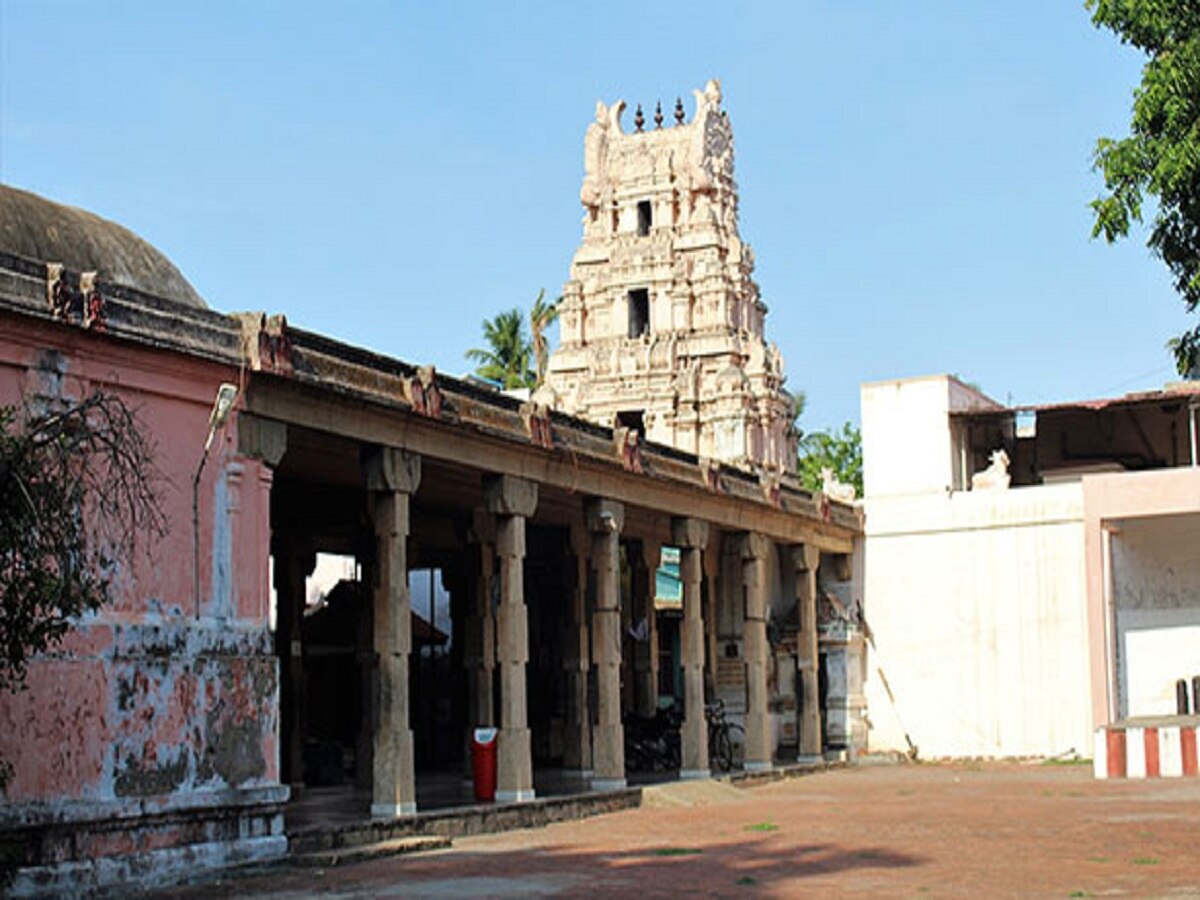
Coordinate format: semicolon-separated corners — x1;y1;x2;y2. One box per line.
193;383;239;618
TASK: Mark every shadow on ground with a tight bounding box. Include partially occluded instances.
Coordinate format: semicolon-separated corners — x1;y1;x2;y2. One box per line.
157;837;925;898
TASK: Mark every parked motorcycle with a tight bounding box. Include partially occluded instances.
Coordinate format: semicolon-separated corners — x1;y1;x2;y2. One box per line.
624;703;682;772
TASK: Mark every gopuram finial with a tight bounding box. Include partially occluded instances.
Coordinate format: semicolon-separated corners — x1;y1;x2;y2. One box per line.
634;104;645;133
674;96;685;125
654;101;664;129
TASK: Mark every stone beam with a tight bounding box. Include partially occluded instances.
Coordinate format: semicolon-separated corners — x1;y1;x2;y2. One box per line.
243;392;855;553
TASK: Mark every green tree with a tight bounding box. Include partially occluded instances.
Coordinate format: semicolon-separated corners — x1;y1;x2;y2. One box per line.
0;392;164;787
1087;0;1200;376
797;422;863;497
465;308;535;390
529;289;561;388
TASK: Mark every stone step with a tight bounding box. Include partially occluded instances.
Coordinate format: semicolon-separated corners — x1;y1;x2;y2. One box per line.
292;834;452;868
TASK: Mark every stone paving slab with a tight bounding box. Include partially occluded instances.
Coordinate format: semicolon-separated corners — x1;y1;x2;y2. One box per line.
150;762;1200;897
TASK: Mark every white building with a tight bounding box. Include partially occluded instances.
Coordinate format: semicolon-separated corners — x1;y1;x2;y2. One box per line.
861;374;1200;759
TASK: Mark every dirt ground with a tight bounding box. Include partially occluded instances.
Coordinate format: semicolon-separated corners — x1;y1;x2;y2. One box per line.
162;761;1200;898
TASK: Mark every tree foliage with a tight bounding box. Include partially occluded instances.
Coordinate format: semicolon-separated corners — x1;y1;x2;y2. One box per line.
0;392;165;696
797;422;863;497
465;308;535;390
1087;0;1200;375
529;289;561;388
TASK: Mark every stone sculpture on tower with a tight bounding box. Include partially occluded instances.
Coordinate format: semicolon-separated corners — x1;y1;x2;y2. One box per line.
541;79;798;474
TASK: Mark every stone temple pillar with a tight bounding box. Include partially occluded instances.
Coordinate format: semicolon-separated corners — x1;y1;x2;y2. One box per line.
484;474;539;803
672;517;710;779
563;523;592;775
703;537;720;700
462;510;497;776
792;543;822;763
586;497;625;791
272;542;315;791
741;532;772;771
355;553;374;789
633;540;660;719
364;447;421;817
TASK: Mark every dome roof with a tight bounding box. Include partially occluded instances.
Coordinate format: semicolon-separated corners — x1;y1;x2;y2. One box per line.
0;184;206;308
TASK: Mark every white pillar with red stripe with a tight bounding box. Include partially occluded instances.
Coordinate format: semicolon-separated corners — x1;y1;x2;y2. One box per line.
1094;722;1200;779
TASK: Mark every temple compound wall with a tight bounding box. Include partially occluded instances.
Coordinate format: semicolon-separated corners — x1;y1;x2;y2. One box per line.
542;80;797;474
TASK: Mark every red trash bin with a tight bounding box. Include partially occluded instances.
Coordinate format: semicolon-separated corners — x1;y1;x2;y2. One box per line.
472;727;498;802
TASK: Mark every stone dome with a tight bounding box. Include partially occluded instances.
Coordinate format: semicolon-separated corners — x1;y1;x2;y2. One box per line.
0;183;206;308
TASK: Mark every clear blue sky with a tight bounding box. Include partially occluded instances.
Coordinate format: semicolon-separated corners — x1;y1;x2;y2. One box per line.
2;1;1189;432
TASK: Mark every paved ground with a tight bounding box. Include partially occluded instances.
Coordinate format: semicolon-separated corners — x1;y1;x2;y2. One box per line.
164;762;1200;897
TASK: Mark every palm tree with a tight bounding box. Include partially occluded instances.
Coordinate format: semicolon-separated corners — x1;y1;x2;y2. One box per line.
465;308;534;390
529;289;561;387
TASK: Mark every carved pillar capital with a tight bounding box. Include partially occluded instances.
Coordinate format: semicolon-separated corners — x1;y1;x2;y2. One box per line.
484;474;539;518
585;497;625;535
739;531;772;561
237;413;287;467
363;446;421;495
789;542;820;573
671;516;710;550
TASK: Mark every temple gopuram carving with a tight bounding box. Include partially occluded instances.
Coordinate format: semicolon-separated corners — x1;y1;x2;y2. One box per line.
542;79;798;474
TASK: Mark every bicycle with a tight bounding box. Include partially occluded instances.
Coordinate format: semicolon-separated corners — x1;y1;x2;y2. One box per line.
705;699;744;772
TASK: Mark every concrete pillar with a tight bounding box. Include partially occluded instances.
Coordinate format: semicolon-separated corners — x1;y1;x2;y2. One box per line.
272;542;315;791
672;517;710;779
563;523;592;775
586;497;626;791
741;532;772;772
484;474;539;803
632;540;660;718
792;543;822;763
364;447;421;818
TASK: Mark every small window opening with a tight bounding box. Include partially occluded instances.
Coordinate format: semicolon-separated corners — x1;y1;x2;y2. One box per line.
617;410;645;437
628;289;650;338
637;201;652;236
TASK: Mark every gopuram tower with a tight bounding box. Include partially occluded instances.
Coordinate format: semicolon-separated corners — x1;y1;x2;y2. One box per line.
542;80;797;474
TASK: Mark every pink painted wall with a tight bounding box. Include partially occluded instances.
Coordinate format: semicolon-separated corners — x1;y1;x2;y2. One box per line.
1083;467;1200;728
0;312;279;810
